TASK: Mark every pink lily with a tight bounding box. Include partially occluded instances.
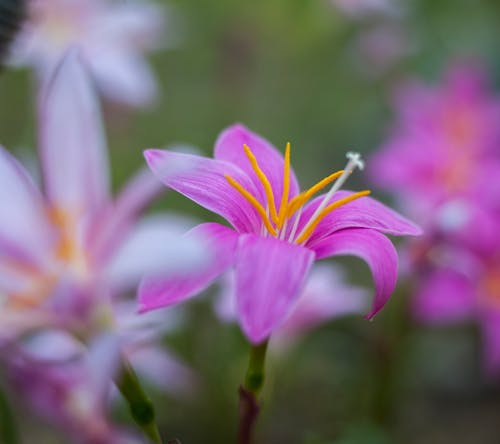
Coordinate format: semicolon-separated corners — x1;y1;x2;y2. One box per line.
140;124;421;344
10;0;166;107
0;50;204;341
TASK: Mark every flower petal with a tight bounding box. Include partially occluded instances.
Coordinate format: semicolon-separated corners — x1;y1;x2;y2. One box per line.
39;49;110;215
312;228;398;319
0;146;53;266
89;167;163;264
411;270;475;323
214;124;300;203
138;223;239;313
299;190;421;247
235;234;315;344
106;214;207;292
144;149;261;232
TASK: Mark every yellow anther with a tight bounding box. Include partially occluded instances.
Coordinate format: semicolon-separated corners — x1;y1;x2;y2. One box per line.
225;174;277;236
295;190;371;244
243;144;279;224
277;142;291;229
287;170;345;217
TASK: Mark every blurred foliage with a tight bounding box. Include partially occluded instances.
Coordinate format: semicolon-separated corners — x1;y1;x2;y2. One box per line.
2;0;500;443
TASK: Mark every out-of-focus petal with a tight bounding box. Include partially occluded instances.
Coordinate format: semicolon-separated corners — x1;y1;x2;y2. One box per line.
214;124;300;204
144;149;261;233
88;50;157;107
39;49;110;215
312;228;398;319
235;234;314;344
299;190;421;247
106;215;206;292
89;167;163;264
0;146;53;266
138;223;239;313
279;264;369;334
412;270;476;323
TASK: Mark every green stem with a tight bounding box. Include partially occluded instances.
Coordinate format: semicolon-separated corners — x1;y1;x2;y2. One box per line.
244;340;269;394
115;358;162;444
0;387;19;444
238;340;269;444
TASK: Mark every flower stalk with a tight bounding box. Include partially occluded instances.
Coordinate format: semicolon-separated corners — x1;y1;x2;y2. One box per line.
115;358;162;444
238;340;269;444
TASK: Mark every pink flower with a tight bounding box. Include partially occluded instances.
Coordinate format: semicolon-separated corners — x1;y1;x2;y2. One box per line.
370;62;500;223
0;51;204;341
7;333;147;443
140;124;421;344
215;264;369;343
411;236;500;375
10;0;166;107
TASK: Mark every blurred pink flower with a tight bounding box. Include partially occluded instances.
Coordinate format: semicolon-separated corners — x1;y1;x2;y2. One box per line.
215;264;368;343
370;62;500;227
411;237;500;376
10;0;166;107
0;51;204;341
8;333;147;444
139;124;420;344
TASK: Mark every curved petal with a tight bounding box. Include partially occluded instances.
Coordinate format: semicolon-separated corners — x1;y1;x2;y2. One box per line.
214;124;300;203
106;214;206;291
144;149;261;233
235;234;315;344
138;223;239;313
88;167;163;264
298;190;421;247
0;146;53;266
312;228;398;319
412;270;476;323
39;49;110;215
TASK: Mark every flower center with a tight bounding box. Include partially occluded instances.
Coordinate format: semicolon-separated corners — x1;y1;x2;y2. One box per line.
225;144;370;244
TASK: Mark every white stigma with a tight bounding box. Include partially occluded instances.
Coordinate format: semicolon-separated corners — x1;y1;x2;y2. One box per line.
293;151;365;243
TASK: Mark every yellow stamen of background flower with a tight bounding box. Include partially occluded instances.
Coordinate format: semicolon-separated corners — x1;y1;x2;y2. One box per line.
295;190;371;244
243;144;279;224
287;170;345;218
277;142;291;229
225;174;277;236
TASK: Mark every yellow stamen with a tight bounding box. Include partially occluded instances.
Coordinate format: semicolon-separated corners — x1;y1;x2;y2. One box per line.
295;190;371;244
277;142;291;228
225;175;277;236
243;144;279;224
287;170;345;217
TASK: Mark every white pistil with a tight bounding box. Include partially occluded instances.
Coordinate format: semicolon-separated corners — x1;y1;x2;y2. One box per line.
288;206;303;242
292;152;364;244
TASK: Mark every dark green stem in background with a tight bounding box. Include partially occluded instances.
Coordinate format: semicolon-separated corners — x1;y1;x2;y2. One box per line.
0;387;19;444
115;358;162;444
238;340;269;444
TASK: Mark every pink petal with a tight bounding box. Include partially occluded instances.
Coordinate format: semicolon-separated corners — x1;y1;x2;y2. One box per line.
138;223;239;313
39;49;110;216
0;146;53;266
411;270;476;323
106;214;206;291
214;124;300;204
89;167;163;264
312;228;399;319
235;234;315;344
144;149;261;233
300;190;421;247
